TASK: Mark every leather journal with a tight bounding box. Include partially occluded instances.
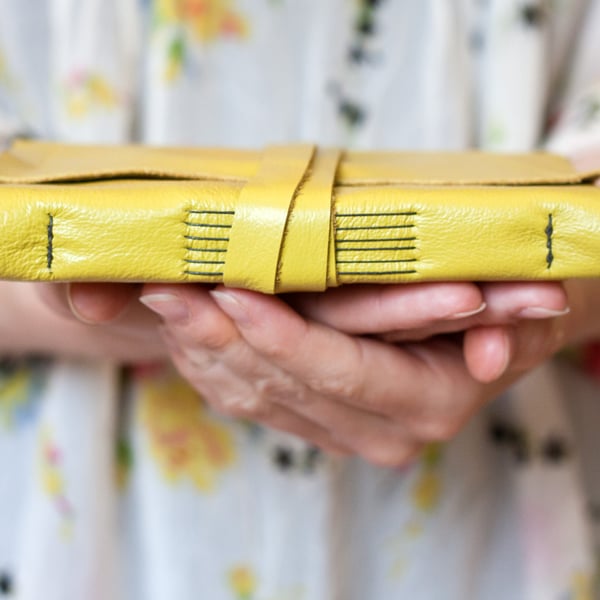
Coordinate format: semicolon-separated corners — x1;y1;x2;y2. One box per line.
0;139;599;293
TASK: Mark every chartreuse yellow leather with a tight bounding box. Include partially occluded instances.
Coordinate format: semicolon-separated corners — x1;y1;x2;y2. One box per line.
0;139;599;293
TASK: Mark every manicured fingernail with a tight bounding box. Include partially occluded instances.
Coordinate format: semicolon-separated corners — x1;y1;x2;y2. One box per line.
448;302;487;320
66;283;97;324
139;293;189;323
491;329;512;381
517;306;570;319
209;290;250;325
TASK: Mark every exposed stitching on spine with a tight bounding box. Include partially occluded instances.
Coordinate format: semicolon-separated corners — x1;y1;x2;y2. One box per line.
545;214;553;269
47;214;54;270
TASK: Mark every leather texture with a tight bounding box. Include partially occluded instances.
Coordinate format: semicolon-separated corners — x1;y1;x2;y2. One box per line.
0;139;599;293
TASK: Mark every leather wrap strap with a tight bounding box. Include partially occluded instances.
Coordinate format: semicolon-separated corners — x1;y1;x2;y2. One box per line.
223;145;341;293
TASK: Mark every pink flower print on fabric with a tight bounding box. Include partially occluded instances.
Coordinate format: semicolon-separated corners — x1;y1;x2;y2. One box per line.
63;70;119;118
38;427;75;538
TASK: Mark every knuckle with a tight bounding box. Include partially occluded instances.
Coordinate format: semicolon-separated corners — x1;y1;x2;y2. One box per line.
409;414;463;443
258;336;296;362
193;321;235;352
182;348;219;371
217;395;274;421
254;375;305;405
310;370;362;400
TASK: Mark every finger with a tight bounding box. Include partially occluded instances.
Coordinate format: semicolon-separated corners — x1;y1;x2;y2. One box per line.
60;282;162;334
462;326;513;384
68;282;142;323
143;285;418;465
463;316;567;384
380;281;569;342
165;336;353;455
36;283;74;319
286;282;485;335
209;287;484;438
479;281;569;320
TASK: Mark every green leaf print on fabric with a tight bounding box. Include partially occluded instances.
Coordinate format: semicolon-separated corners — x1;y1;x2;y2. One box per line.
485;119;508;148
115;436;133;491
329;0;387;133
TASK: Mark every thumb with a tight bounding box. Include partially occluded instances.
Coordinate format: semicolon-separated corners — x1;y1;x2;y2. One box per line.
464;318;567;384
38;282;140;324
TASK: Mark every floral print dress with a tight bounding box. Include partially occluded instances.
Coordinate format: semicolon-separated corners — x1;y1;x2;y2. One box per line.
1;1;600;599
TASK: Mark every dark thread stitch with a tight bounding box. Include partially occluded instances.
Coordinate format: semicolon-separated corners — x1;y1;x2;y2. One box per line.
545;214;553;268
336;246;417;252
183;222;232;229
184;259;225;265
338;270;418;276
185;247;227;253
336;224;415;231
184;235;229;242
337;237;417;243
337;258;417;264
187;209;235;215
184;270;224;277
336;211;417;218
47;214;54;270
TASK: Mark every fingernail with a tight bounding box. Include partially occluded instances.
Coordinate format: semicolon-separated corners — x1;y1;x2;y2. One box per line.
517;306;570;319
491;329;513;381
140;293;189;323
209;290;250;325
448;302;487;320
66;283;97;324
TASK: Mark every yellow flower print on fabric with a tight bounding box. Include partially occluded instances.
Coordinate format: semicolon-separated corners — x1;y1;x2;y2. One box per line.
138;373;236;491
156;0;249;42
63;70;118;118
38;427;75;538
568;570;595;600
228;565;257;599
155;0;249;81
411;443;442;512
0;368;34;430
387;444;444;580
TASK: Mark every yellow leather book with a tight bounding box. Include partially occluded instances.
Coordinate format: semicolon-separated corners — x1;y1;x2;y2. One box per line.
1;139;599;293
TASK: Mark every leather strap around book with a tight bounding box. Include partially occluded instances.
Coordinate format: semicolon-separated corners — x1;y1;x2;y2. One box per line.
223;145;342;293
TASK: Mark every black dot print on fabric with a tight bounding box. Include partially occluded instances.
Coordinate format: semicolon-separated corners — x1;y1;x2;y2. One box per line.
0;571;13;595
